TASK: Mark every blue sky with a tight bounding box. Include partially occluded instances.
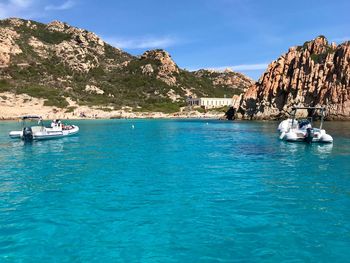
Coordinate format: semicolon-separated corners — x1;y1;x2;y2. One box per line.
0;0;349;79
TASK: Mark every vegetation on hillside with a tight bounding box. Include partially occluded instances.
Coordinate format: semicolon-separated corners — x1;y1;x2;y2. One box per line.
0;18;250;112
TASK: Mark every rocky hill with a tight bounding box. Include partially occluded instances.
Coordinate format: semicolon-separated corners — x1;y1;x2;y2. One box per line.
239;36;350;120
0;18;253;117
193;68;253;94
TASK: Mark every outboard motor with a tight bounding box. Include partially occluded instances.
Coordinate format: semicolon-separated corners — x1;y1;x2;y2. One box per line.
304;128;314;144
22;127;33;141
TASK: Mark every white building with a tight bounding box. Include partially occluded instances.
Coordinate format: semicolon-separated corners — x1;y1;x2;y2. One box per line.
186;97;234;109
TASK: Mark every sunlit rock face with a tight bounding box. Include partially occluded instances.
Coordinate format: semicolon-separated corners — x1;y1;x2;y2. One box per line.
239;36;350;120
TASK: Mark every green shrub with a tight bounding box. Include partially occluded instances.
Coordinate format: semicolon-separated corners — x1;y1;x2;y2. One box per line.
302;41;311;49
311;53;328;64
0;80;11;91
34;30;71;44
43;98;68;108
65;106;77;113
136;101;183;113
15;85;69;108
96;107;113;112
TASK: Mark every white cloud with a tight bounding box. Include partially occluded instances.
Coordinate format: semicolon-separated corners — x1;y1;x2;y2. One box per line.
0;0;75;18
204;63;268;72
10;0;31;8
0;0;34;18
230;63;269;71
44;0;75;11
104;36;178;49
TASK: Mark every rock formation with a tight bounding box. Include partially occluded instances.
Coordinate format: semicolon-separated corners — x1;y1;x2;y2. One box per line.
46;20;110;72
0;27;22;66
239;36;350;120
140;49;179;86
85;85;104;94
194;69;254;93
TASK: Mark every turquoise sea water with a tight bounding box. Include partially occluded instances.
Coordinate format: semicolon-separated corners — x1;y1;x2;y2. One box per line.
0;119;349;262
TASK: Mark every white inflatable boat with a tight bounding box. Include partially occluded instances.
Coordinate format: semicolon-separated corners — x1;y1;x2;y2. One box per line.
9;115;79;141
278;107;333;143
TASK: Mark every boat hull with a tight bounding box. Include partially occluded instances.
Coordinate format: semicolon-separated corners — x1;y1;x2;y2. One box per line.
281;130;333;143
34;125;79;140
9;131;22;139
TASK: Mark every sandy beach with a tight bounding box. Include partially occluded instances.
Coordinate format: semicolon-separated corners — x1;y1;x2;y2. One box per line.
0;92;226;121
